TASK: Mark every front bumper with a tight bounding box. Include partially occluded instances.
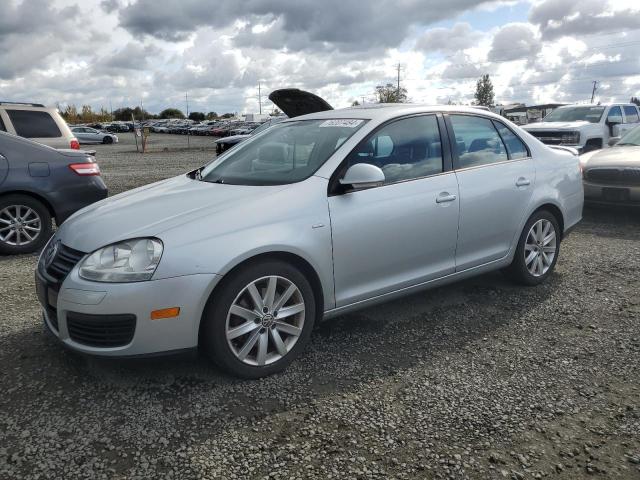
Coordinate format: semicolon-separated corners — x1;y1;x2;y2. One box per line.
36;262;221;357
583;181;640;205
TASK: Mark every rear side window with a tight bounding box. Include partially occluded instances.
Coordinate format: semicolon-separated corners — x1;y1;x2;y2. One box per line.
493;121;529;159
6;110;62;138
0;114;5;132
623;106;639;123
449;115;508;169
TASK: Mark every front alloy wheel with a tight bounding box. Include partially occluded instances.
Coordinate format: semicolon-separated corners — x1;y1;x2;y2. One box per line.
202;260;316;378
226;276;305;366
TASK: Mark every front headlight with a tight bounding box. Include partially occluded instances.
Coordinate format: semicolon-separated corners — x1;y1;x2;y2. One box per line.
561;132;580;145
79;238;163;282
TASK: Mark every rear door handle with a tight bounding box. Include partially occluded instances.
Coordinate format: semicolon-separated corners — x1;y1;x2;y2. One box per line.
436;192;457;204
516;177;531;187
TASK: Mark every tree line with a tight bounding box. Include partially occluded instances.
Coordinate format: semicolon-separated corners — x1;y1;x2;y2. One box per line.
59;104;236;124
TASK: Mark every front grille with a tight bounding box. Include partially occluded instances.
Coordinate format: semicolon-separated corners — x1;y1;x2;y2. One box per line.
527;131;570;145
44;243;86;285
586;168;640;186
67;312;136;348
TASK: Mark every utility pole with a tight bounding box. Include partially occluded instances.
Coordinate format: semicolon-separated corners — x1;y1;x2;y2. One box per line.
396;63;401;100
140;99;145;122
109;99;113;121
590;81;598;103
185;92;189;117
361;96;366;105
258;82;262;115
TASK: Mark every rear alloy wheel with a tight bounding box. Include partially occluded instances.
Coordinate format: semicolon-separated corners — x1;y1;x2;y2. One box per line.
202;260;316;378
506;210;560;285
0;195;52;254
103;136;114;144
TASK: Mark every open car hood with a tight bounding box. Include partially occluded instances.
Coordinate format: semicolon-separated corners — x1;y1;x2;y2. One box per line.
268;88;333;118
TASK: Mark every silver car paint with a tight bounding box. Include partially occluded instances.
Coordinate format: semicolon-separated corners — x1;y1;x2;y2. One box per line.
46;105;583;357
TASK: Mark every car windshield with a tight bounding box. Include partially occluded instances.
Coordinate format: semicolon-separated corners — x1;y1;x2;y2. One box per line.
616;125;640;146
543;106;605;123
200;119;366;186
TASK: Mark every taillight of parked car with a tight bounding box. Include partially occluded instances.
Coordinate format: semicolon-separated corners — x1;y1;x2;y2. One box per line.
69;162;101;176
70;139;80;150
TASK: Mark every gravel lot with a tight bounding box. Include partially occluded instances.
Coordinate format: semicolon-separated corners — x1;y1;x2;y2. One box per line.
1;135;639;479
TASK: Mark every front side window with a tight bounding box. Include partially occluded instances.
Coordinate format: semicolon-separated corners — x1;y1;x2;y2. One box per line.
200;119;366;186
343;115;444;184
607;106;623;124
623;106;639;123
449;115;508;169
493;121;529;159
0;114;6;132
7;110;62;138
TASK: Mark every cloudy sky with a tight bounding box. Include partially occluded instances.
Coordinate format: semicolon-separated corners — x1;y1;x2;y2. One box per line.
1;0;640;115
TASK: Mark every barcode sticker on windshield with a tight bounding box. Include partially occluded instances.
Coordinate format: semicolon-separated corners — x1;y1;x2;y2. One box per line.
319;119;364;128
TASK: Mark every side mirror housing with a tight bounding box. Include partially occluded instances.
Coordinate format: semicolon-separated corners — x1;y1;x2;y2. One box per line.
339;163;385;190
608;136;621;147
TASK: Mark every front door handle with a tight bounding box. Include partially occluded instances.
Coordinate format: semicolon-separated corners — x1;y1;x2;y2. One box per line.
516;177;531;187
436;192;457;204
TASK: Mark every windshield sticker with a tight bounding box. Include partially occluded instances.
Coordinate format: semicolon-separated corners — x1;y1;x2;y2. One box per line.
319;119;364;128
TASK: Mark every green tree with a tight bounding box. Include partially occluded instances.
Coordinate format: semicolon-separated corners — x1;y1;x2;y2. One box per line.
221;112;234;119
188;111;205;121
206;111;218;120
270;108;282;116
159;108;185;119
351;100;360;106
474;74;495;107
61;104;79;124
375;83;407;103
631;97;640;107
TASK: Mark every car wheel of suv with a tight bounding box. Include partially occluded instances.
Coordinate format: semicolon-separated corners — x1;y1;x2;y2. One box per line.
0;195;52;255
202;260;316;378
103;136;113;144
506;210;560;286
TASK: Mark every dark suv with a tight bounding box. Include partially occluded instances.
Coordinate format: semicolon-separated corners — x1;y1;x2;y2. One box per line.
0;131;108;254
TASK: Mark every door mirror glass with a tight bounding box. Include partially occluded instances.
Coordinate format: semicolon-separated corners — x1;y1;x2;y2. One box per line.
339;163;385;190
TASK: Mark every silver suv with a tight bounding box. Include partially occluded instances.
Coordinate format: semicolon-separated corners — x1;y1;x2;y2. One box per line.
0;102;79;150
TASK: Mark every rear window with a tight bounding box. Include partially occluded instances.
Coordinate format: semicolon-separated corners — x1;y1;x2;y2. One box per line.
6;110;62;138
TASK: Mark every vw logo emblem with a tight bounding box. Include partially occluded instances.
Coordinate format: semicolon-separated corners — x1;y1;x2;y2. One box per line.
44;240;60;268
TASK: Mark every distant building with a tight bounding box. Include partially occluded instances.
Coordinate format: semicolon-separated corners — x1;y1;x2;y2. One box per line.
502;104;566;125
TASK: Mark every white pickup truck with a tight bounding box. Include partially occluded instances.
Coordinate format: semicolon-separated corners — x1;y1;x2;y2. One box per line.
522;103;640;153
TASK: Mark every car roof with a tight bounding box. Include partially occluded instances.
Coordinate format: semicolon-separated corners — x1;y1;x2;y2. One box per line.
286;104;507;123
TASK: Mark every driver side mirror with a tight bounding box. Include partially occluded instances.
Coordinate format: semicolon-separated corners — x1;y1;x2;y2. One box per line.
608;136;621;147
339;163;385;190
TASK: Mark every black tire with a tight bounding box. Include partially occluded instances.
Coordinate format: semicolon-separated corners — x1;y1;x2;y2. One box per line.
201;260;316;378
505;210;561;286
103;136;113;144
0;194;52;255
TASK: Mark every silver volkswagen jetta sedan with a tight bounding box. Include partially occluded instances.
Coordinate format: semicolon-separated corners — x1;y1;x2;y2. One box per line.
36;90;583;378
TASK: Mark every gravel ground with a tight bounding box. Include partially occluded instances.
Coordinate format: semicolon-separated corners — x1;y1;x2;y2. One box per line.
0;136;639;479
